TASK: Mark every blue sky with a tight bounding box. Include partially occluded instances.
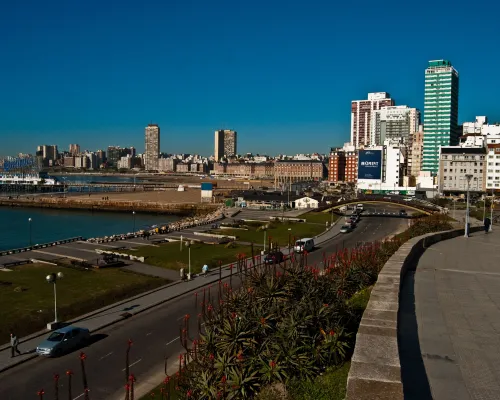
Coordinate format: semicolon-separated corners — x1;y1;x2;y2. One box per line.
1;0;499;157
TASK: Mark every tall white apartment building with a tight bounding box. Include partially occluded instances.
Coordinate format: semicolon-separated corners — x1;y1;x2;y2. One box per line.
144;124;160;171
214;129;237;161
351;92;394;149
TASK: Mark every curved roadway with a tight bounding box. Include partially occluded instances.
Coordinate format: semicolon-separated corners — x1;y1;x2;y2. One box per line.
0;212;406;400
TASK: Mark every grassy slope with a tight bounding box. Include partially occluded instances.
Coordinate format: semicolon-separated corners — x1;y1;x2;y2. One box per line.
0;263;166;339
123;242;253;274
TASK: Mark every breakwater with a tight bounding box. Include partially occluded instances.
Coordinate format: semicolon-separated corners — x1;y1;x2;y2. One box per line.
0;197;218;216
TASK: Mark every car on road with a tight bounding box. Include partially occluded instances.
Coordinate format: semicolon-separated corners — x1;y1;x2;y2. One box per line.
294;238;315;253
36;326;90;357
399;210;408;216
340;224;353;233
356;204;364;211
264;251;285;264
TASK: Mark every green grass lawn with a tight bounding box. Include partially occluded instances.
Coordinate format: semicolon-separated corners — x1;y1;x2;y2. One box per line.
286;362;351;400
123;242;253;274
300;210;338;225
214;219;330;247
0;263;167;339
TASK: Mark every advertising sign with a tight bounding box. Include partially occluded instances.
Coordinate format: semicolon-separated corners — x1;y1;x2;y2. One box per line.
358;150;382;180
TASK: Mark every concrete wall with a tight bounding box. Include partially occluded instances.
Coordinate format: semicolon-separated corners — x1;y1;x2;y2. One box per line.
346;226;483;399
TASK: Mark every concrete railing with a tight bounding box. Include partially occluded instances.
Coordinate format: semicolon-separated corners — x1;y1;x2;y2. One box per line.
346;226;483;400
0;237;85;257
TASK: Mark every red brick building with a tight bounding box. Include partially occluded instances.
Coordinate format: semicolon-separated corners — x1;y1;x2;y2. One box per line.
328;148;358;183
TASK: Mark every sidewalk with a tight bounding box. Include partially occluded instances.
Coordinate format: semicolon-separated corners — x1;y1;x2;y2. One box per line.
410;227;500;399
0;218;343;373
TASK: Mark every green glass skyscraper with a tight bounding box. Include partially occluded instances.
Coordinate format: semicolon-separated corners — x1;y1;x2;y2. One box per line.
422;60;459;174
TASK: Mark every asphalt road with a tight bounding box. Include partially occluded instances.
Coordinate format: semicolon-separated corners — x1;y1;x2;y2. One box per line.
0;216;406;400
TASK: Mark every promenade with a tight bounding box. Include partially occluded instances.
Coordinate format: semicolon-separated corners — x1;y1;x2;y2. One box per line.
407;227;500;400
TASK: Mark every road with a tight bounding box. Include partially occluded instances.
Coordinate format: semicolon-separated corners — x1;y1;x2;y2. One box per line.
0;215;406;400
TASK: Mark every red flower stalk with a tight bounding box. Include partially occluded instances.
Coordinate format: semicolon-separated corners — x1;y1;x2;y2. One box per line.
66;370;73;376
128;339;133;347
329;330;335;336
260;317;266;325
79;352;87;361
221;375;227;383
187;389;193;397
164;376;171;384
269;360;277;368
209;353;215;361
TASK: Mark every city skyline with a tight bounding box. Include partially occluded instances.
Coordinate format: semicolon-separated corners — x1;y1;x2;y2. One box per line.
1;1;500;156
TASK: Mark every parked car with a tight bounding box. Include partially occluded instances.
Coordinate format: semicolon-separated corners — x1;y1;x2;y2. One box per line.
340;224;353;233
294;238;315;253
264;251;285;264
36;326;90;357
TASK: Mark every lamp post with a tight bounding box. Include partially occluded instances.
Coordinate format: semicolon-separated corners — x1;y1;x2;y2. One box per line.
464;174;473;237
46;272;64;328
132;211;136;232
263;228;267;253
490;189;495;232
28;217;32;246
185;241;194;280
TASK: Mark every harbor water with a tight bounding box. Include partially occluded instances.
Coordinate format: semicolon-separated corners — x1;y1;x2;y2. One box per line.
0;207;180;251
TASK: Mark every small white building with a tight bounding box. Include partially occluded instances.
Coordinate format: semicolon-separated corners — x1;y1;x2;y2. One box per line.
293;196;319;209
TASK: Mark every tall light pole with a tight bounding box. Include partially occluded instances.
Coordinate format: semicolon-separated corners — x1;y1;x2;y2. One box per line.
132;211;136;232
483;194;487;223
263;228;267;252
46;272;64;327
185;241;194;280
28;217;32;246
464;174;473;237
490;189;495;232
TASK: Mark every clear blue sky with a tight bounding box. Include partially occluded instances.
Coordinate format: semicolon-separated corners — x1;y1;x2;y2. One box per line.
1;0;499;157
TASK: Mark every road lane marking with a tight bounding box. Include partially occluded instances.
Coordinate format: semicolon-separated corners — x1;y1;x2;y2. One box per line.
146;332;152;336
73;392;88;400
122;358;142;371
166;338;178;347
99;352;113;360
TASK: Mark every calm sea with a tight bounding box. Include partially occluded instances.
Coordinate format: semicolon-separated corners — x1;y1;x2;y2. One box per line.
0;207;180;251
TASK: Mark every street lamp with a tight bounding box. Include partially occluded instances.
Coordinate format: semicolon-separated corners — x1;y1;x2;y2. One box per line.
464;174;473;237
263;228;267;252
46;272;64;328
490;189;495;232
28;217;32;246
185;241;194;280
132;211;136;232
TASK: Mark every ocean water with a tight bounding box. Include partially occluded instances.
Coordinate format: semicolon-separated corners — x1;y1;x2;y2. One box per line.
0;207;180;251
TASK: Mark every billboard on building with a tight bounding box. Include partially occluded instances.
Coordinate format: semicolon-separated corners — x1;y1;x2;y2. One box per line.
358;150;382;180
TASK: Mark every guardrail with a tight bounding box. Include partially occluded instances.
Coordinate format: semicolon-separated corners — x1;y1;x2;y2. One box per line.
0;236;85;257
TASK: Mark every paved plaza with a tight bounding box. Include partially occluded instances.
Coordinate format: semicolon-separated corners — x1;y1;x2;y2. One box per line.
411;228;500;400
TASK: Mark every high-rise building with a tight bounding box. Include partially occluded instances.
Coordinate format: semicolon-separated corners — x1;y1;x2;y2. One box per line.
36;145;58;167
422;60;459;174
69;144;80;155
409;125;424;177
370;106;420;146
144;124;160;171
214;129;237;161
106;146;124;167
96;150;106;166
351;92;394;149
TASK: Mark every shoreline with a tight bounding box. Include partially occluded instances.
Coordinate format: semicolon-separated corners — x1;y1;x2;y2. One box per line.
0;197;219;216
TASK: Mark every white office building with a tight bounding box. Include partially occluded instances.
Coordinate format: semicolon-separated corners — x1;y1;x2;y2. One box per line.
357;140;408;193
370;106;420;146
